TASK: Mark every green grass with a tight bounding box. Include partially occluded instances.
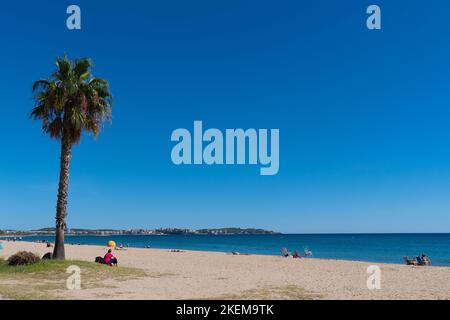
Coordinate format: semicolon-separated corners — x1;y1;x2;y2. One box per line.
1;258;87;273
0;258;146;300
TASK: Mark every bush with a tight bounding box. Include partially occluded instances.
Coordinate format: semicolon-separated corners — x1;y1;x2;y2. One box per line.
7;251;41;266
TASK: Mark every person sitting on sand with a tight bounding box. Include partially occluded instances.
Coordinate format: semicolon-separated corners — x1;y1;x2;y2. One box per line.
416;255;425;265
304;248;312;257
421;253;432;266
104;249;118;266
403;256;417;265
293;250;301;259
115;243;126;250
282;246;291;257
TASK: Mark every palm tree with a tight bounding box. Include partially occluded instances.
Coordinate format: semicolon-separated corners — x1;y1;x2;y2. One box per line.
31;55;112;259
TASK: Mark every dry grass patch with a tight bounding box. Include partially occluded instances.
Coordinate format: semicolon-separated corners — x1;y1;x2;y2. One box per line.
0;258;146;300
209;285;323;300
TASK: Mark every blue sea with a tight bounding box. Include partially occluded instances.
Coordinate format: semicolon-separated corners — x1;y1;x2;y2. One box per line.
4;233;450;266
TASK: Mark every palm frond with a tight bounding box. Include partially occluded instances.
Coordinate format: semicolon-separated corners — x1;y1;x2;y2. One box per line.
32;79;50;93
46;118;63;139
31;55;113;143
55;55;72;81
74;58;92;80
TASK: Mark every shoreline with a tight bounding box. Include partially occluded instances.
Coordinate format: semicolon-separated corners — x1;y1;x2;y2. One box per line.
3;238;405;266
6;237;447;267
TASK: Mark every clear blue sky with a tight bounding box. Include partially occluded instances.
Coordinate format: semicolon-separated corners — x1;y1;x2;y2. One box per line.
1;1;450;233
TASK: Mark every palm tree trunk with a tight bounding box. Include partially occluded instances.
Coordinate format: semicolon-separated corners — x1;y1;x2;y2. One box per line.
53;130;72;260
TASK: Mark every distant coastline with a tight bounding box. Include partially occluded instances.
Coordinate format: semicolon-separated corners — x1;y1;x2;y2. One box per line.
0;227;280;237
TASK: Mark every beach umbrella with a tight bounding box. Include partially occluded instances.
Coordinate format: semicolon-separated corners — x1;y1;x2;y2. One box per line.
107;240;116;248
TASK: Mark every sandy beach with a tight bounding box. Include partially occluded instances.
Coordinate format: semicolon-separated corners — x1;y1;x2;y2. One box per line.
1;241;449;300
